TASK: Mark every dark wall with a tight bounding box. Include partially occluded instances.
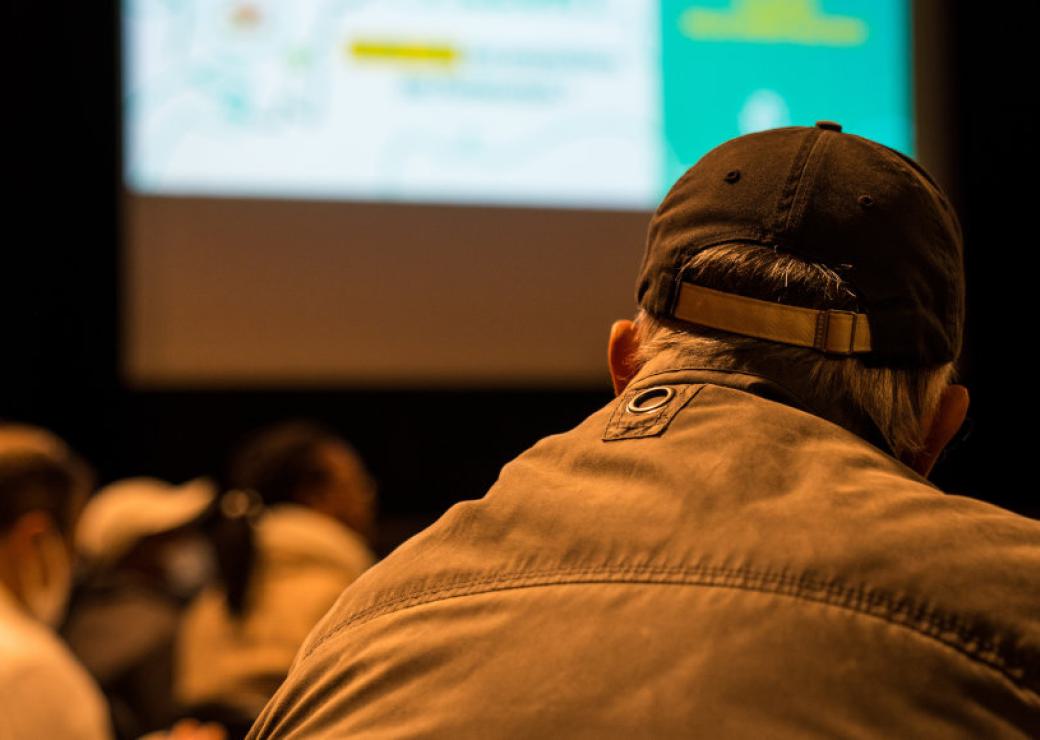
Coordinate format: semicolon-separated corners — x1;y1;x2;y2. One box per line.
931;1;1036;514
3;1;1036;539
4;2;120;440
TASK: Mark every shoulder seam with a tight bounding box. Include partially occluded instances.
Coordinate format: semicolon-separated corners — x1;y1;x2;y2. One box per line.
301;564;1038;695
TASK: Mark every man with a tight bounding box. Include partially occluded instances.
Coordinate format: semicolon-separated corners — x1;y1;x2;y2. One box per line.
249;124;1040;738
0;424;111;739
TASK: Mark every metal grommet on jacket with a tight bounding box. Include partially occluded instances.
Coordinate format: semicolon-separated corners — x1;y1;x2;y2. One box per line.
626;386;675;414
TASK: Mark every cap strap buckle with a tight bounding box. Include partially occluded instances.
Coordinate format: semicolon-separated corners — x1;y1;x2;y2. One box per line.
671;282;872;356
814;309;864;354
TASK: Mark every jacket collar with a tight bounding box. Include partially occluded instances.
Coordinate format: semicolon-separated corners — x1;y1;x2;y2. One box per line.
628;348;897;459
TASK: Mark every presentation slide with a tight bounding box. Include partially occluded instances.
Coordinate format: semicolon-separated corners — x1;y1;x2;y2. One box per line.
124;0;910;210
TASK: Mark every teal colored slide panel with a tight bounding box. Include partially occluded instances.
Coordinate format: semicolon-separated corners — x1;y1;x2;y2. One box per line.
661;0;911;195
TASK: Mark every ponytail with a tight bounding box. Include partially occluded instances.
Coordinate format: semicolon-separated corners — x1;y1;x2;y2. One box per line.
212;489;263;616
213;420;339;616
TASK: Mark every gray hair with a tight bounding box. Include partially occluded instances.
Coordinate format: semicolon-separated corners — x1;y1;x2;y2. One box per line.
633;244;956;459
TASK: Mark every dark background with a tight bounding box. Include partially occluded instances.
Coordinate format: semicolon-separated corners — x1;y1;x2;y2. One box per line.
4;1;1035;549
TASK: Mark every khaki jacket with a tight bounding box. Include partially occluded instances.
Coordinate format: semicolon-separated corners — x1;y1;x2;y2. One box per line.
250;353;1040;738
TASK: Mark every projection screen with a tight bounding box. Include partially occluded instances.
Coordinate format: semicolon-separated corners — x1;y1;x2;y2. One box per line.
123;0;915;386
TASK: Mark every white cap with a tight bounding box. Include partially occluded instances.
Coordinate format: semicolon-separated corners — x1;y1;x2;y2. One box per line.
76;477;216;564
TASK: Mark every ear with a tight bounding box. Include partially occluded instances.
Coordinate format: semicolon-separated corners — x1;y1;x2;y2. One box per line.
6;510;54;560
903;384;970;478
608;320;643;396
0;510;59;603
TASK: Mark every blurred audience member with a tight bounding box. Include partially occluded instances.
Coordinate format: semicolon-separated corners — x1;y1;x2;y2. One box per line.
64;477;217;739
175;421;376;737
0;423;111;739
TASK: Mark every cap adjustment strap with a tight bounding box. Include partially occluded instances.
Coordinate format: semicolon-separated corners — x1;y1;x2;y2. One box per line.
671;282;872;356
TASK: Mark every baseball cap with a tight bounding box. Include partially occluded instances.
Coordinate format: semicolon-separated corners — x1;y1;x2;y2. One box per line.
636;122;964;368
76;477;216;564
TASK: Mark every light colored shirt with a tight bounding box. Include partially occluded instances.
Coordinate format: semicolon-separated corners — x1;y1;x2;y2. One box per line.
176;505;375;719
0;584;111;740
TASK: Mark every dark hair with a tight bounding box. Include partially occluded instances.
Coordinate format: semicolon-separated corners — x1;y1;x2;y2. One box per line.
212;421;344;616
0;425;92;535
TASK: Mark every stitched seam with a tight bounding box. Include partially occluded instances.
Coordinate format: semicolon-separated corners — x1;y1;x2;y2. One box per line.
813;310;827;349
775;130;822;235
786;132;830;234
302;565;1036;694
603;384;705;441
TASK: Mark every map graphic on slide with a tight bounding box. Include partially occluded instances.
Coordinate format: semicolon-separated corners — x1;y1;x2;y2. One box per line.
124;0;910;209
